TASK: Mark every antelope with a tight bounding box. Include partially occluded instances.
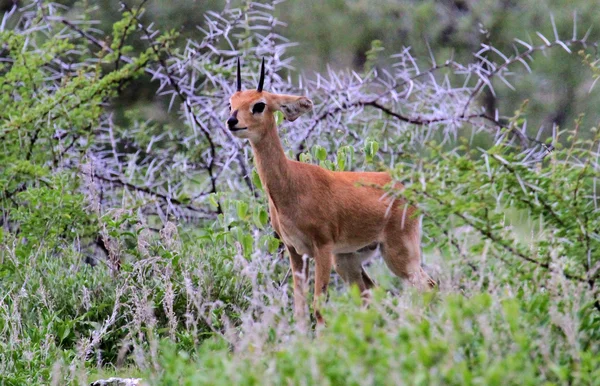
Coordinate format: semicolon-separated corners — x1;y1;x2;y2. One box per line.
227;58;435;326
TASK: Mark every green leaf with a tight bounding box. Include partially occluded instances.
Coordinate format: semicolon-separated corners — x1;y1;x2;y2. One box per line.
337;155;346;171
259;208;269;226
60;326;71;343
313;145;327;161
252;207;269;228
364;140;379;163
267;236;280;254
208;193;220;209
336;146;353;171
321;160;335;171
242;234;253;256
299;153;312;163
236;200;249;220
252;169;263;191
274;110;284;126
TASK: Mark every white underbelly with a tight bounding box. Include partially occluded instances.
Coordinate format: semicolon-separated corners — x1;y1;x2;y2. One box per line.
279;228;312;256
333;241;379;260
277;217;380;258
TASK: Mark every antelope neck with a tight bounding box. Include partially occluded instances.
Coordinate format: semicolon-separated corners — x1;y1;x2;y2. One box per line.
250;123;296;208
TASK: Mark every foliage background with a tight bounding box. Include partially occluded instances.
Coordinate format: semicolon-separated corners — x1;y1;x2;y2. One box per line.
0;0;599;385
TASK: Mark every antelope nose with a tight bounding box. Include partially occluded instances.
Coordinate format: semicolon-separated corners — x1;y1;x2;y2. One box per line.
227;116;239;128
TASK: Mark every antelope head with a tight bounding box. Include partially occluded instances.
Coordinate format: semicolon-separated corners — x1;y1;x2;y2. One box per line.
226;58;313;142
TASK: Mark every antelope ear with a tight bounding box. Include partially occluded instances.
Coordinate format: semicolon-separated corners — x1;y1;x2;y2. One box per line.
274;96;313;122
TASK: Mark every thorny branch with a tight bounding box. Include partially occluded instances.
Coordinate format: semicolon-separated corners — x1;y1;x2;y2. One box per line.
92;173;215;217
418;190;589;284
120;1;220;198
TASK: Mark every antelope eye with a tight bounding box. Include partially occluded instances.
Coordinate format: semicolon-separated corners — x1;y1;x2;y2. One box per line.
252;102;266;114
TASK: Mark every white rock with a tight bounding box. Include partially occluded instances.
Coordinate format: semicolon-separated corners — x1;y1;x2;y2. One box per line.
89;377;144;386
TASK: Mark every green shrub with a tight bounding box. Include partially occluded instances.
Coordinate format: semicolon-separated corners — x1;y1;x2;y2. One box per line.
150;289;600;385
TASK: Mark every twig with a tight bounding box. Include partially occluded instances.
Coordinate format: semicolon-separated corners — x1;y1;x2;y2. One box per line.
92;173;214;216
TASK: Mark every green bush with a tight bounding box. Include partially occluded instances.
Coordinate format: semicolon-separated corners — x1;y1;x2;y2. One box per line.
0;1;598;385
151;289;600;385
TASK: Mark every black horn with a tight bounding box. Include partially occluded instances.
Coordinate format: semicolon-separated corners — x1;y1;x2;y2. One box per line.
257;57;265;92
236;57;241;92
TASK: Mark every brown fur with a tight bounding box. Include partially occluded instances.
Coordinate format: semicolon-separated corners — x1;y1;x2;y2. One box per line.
228;89;435;326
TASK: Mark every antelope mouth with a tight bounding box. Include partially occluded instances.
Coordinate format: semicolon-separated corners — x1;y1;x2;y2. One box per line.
229;127;247;132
